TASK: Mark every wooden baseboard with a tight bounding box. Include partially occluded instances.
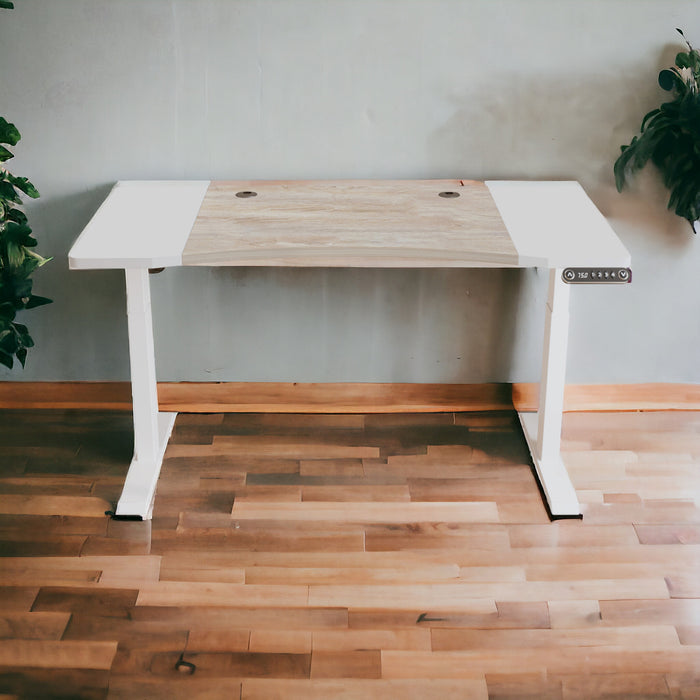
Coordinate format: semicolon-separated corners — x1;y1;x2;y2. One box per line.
512;383;700;412
0;382;133;411
0;381;698;413
0;381;512;413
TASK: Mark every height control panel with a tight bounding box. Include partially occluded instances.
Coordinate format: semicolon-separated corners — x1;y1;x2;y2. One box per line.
562;268;631;284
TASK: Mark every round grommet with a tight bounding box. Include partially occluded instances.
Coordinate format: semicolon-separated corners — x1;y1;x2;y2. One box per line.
175;657;196;675
438;191;460;198
236;191;258;198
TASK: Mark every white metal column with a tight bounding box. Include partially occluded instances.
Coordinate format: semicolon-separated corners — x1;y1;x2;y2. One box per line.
518;268;580;517
115;268;176;519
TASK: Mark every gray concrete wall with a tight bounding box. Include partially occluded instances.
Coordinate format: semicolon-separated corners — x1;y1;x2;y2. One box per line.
1;0;698;383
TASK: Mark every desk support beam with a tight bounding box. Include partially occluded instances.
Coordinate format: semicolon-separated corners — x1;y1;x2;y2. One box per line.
519;268;581;518
116;268;176;519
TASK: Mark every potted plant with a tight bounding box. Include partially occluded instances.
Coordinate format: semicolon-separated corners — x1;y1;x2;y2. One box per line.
614;29;700;233
0;1;51;370
0;117;51;369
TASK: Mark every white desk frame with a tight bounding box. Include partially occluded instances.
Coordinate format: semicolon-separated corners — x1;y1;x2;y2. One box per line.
69;180;631;519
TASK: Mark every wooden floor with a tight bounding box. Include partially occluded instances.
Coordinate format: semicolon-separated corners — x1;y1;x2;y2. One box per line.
1;409;700;699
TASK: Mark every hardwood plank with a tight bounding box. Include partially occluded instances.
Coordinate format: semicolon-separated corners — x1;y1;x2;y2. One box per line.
31;587;139;618
558;673;672;699
249;630;311;654
486;671;562;700
151;526;365;554
0;668;110;700
136;582;309;608
187;628;251;652
245;565;460;586
664;674;700;700
0;556;160;585
0;612;71;641
114;649;311;678
635;525;700;545
108;678;242;700
0;495;110;517
0;639;117;669
407;475;536;502
508;523;641;548
458;566;525;582
310;650;382;679
0;475;94;496
381;648;700;677
231;501;500;523
526;562;699;582
0;568;101;587
365;523;511;552
347;601;550;631
131;605;348;630
313;578;668;607
581;502;700;525
309;585;497;612
600;599;700;627
167;439;380;459
80;537;151;558
312;629;431;651
160;564;245;584
241;678;489;700
62;615;189;651
226;651;311;678
301;485;411;502
666;572;700;599
431;625;680;650
365;458;530;480
0;514;107;538
0;587;40;613
299;459;365;477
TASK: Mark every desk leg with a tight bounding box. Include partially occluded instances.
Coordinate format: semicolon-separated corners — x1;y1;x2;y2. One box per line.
115;268;176;519
518;268;581;518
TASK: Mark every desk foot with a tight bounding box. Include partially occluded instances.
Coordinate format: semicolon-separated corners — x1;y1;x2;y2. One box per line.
115;412;177;520
518;411;581;519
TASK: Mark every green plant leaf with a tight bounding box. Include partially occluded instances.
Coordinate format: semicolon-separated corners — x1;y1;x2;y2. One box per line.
0;180;22;204
6;208;27;225
5;241;24;267
4;173;40;199
0;117;20;147
25;295;52;309
12;256;42;279
0;328;17;352
0;350;13;370
676;51;693;69
11;277;33;301
3;221;37;249
0;303;16;323
16;347;26;367
0;1;15;9
658;69;683;92
0;145;13;162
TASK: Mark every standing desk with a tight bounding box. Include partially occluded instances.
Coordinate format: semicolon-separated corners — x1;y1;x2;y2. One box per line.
68;179;631;520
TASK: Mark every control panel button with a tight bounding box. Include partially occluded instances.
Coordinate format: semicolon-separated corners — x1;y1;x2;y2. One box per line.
562;268;632;284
